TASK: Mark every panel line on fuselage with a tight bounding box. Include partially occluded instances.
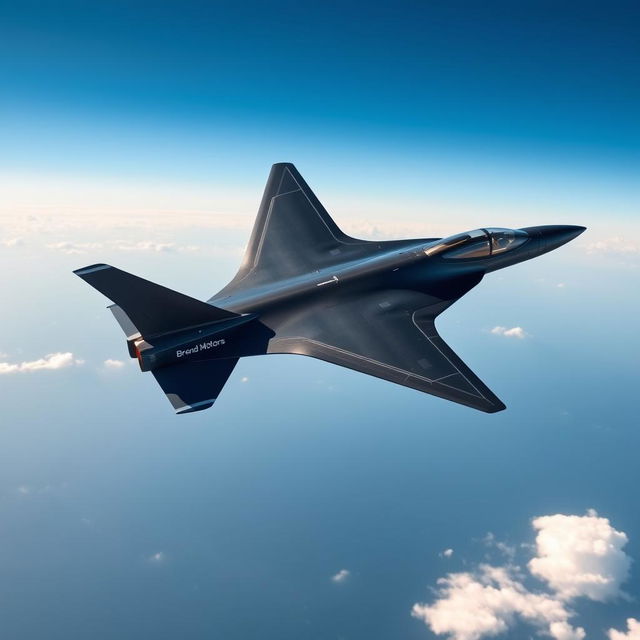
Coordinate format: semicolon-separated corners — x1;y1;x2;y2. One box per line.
269;336;437;384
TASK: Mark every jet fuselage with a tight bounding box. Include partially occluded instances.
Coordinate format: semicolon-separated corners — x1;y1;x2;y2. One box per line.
75;162;585;414
210;225;584;317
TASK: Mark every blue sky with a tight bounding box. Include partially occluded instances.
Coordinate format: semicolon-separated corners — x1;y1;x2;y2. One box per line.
2;1;638;151
2;0;639;193
1;2;639;639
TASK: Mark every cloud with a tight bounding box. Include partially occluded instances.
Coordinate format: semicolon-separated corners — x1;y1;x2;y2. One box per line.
483;532;516;560
442;548;454;558
412;565;585;640
103;358;125;369
45;238;203;255
340;219;455;241
528;511;631;601
609;619;640;640
15;482;67;496
332;569;350;583
148;551;165;563
1;237;23;247
412;510;633;640
114;240;175;252
45;241;102;254
585;238;640;255
490;326;528;339
0;352;83;374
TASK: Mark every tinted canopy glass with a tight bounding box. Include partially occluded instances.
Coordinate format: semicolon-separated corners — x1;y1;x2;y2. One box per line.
424;229;490;259
486;228;528;254
424;228;529;259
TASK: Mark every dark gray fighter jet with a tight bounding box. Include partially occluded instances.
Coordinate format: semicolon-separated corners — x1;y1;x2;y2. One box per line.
75;163;585;414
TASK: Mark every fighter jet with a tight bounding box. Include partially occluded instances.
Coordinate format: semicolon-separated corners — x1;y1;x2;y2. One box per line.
74;163;585;414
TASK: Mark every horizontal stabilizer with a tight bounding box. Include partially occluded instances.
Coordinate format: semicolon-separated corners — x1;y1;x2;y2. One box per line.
152;358;239;414
74;264;238;338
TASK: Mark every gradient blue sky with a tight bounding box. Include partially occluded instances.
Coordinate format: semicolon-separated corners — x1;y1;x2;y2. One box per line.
2;0;639;203
1;2;639;639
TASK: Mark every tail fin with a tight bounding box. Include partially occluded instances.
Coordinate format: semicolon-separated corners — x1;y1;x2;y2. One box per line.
74;263;238;338
215;163;366;296
213;163;433;300
152;358;238;414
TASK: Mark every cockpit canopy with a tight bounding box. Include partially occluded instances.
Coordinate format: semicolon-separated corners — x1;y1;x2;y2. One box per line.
424;228;528;259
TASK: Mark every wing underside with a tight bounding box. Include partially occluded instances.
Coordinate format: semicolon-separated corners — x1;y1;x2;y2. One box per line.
266;288;505;413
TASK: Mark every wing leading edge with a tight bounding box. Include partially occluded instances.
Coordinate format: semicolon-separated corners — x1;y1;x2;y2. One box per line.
266;287;505;413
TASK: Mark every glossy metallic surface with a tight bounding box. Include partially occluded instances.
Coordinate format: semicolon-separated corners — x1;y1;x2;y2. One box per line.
75;163;585;415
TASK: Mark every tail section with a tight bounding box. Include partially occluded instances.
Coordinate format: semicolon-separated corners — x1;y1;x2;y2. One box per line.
74;264;238;338
74;263;248;414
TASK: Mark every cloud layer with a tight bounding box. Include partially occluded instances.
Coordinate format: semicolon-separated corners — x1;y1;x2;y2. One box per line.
585;238;640;255
412;511;633;640
0;352;83;374
413;564;585;640
45;239;199;254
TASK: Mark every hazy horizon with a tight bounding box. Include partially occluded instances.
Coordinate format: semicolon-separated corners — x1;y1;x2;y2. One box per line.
1;1;639;639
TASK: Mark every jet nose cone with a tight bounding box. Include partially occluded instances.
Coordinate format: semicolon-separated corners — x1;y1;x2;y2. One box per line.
536;225;586;252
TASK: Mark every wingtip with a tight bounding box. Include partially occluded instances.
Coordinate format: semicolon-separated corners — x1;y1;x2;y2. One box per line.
271;161;297;173
73;263;111;277
174;398;216;415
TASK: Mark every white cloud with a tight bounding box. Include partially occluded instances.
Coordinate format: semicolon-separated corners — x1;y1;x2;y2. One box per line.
550;621;588;640
16;482;67;496
0;352;83;374
412;565;585;640
483;532;516;560
413;511;633;640
1;237;23;247
114;240;175;252
148;552;165;563
490;326;528;339
609;619;640;640
241;376;249;383
442;548;454;558
585;237;639;255
103;358;125;369
45;238;203;255
528;511;631;602
332;569;350;583
45;241;102;254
